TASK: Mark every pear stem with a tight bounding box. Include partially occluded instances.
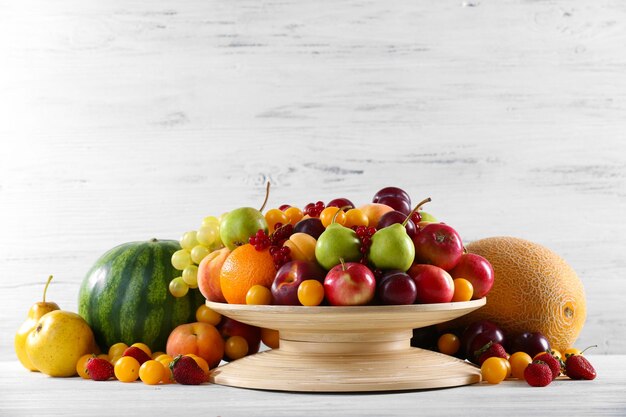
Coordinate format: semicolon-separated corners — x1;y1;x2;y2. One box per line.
42;275;53;303
331;205;351;224
259;181;271;213
402;197;432;227
339;257;346;271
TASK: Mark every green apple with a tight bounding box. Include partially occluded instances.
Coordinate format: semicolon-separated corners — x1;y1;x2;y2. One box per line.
315;223;361;270
419;211;437;223
368;223;415;271
219;207;268;250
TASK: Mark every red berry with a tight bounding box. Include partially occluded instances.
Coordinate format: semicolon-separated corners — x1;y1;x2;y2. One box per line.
565;354;597;380
524;361;553;387
535;352;562;380
86;357;114;381
475;342;508;366
249;229;270;250
170;355;207;385
122;346;151;365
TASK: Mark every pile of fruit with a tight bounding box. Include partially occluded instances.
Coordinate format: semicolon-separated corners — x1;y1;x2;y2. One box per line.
421;318;596;387
14;184;594;388
173;185;495;308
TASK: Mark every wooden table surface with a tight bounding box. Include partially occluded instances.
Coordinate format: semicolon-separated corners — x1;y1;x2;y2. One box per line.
1;0;625;414
1;355;625;416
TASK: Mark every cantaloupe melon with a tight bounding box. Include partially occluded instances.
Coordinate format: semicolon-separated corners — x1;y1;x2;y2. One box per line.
457;236;586;353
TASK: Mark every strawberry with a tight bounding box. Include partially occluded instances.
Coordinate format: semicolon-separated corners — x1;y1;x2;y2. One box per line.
170;355;208;385
122;346;151;365
86;357;114;381
524;360;552;387
535;351;562;380
565;354;596;380
475;341;507;366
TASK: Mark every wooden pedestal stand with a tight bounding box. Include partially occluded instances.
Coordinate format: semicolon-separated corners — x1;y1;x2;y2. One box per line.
207;298;485;392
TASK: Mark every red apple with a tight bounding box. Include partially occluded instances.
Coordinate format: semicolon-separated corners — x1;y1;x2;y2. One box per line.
408;264;454;304
448;253;494;299
412;223;464;271
324;262;376;306
271;260;326;305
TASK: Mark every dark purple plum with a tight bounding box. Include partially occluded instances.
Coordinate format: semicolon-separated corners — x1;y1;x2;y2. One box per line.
461;320;507;361
377;210;417;238
373;186;411;205
377;271;417;305
293;218;325;240
326;198;355;211
376;195;412;215
510;332;551;358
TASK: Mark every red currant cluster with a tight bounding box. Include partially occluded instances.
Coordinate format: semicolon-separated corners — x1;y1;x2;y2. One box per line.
249;227;294;269
249;229;271;251
270;223;294;246
354;226;377;263
303;201;325;217
269;246;291;269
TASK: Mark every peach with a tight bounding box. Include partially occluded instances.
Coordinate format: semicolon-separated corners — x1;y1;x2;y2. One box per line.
283;233;317;262
357;203;394;228
166;322;224;369
197;247;230;303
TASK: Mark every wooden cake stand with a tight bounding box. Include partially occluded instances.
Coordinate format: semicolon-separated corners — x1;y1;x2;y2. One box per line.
207;298;485;392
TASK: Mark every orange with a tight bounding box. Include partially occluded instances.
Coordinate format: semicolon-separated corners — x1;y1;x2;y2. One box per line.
220;244;277;304
457;237;586;353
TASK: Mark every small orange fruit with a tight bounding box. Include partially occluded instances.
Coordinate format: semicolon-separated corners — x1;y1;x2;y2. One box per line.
220;244;276;304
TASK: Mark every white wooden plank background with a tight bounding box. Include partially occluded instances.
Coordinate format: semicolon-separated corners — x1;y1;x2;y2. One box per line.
1;0;626;373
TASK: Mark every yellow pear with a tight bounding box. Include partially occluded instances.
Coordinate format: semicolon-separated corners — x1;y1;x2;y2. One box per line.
25;310;96;377
14;276;60;371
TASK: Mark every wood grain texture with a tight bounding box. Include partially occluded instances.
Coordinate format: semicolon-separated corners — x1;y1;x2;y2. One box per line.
205;300;485;392
1;356;625;416
1;0;626;368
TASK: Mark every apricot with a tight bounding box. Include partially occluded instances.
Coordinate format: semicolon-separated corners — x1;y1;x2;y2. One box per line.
283;233;317;262
357;203;394;229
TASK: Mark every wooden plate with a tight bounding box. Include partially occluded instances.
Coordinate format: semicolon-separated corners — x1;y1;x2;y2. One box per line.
208;298;486;392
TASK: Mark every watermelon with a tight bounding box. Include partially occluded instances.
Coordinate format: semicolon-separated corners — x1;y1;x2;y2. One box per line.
78;239;205;352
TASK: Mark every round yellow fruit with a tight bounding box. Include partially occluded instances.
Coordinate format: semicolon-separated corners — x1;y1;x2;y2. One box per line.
461;236;586;353
25;310;96;377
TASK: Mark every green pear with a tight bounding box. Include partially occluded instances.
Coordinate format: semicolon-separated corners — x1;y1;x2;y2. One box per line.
26;310;96;377
219;207;268;250
368;223;415;272
315;223;361;270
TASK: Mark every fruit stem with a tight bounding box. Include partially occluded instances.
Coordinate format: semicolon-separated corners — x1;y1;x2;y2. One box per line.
42;275;53;303
402;197;432;227
339;257;346;271
259;182;271;213
580;345;598;355
331;205;351;224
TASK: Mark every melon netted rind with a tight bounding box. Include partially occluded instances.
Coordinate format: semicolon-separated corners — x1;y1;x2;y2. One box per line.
455;236;586;353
